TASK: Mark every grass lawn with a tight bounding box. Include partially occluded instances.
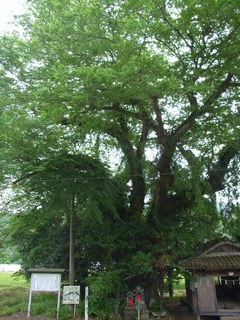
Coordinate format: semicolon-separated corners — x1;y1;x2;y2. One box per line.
0;272;29;290
0;272;29;316
173;277;186;296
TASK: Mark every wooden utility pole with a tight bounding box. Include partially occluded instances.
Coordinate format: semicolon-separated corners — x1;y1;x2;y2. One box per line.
69;177;76;286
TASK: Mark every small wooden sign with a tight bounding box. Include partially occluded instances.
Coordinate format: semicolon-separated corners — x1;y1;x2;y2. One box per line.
63;286;80;304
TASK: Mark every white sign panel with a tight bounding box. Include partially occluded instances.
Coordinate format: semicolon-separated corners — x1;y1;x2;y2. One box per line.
63;286;80;304
27;269;64;319
31;273;61;292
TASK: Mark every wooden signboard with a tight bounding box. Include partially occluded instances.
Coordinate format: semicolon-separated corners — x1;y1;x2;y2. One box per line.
27;268;64;319
31;273;61;292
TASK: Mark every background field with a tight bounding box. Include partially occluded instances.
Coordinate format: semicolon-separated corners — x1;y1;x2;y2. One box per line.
0;272;28;289
0;272;29;316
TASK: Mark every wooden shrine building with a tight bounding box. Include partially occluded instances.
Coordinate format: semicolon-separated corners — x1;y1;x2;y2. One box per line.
180;238;240;320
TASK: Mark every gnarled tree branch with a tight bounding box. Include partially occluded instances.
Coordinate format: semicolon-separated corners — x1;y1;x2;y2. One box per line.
208;145;239;192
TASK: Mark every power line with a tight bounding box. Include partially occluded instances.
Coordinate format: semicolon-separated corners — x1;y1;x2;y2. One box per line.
2;167;238;184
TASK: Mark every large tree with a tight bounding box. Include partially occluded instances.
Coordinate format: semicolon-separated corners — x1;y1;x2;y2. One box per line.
0;0;240;308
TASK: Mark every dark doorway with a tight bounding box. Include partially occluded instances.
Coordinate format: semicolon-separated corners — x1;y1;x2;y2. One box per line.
215;276;240;310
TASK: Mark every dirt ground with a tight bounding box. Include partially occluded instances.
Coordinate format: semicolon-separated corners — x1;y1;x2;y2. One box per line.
165;303;197;320
0;313;56;320
0;307;196;320
0;317;59;320
0;303;196;320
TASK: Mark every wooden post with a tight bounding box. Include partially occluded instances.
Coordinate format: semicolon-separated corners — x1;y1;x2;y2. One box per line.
85;286;89;320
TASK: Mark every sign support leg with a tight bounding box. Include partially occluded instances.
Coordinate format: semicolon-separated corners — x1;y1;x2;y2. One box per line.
57;285;61;320
85;286;89;320
74;304;76;318
27;289;32;318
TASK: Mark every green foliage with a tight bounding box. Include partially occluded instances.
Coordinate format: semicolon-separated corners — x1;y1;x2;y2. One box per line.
0;210;22;263
10;210;69;272
219;204;240;239
128;252;153;277
148;300;162;312
86;270;123;319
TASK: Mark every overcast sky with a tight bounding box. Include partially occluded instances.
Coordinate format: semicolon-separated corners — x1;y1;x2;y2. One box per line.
0;0;26;33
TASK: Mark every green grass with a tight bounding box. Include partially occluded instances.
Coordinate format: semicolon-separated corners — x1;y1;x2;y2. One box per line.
173;277;185;291
0;273;29;316
0;272;29;289
0;272;78;319
173;277;186;296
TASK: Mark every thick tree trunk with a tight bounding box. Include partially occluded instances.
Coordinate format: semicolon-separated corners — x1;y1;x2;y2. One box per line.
145;269;165;308
167;268;173;297
158;268;165;308
105;115;147;217
145;271;159;305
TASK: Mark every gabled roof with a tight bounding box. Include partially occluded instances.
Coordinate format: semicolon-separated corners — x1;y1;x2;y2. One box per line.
180;238;240;271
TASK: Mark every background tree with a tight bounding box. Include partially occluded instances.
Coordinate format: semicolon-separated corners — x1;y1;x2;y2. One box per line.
0;0;239;313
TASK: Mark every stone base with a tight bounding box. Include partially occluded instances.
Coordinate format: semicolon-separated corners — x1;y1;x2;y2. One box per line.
124;304;149;320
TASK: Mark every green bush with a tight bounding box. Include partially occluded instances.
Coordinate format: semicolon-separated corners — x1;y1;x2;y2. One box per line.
86;270;122;320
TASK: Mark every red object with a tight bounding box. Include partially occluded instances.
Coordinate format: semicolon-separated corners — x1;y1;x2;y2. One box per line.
128;297;134;306
136;293;141;302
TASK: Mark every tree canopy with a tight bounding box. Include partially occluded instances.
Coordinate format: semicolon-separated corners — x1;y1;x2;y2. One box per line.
0;0;239;314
